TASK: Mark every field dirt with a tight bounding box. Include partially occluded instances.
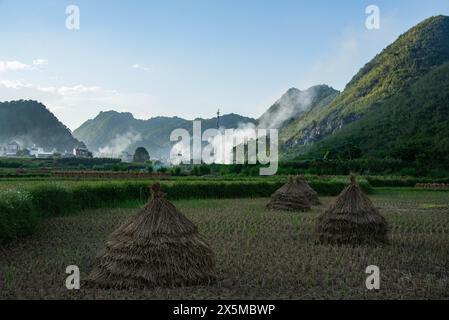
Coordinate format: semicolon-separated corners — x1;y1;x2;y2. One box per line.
1;189;448;299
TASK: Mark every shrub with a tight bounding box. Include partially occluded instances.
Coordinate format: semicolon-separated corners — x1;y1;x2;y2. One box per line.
29;185;73;217
0;190;39;241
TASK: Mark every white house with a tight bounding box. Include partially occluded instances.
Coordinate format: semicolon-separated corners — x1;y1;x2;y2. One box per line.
5;141;20;157
73;146;93;158
30;146;55;158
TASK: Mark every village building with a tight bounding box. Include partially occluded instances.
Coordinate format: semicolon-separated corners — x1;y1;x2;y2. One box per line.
5;141;21;157
29;146;56;159
73;146;93;158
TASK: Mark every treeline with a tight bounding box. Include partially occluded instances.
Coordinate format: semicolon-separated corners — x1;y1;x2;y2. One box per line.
173;158;449;178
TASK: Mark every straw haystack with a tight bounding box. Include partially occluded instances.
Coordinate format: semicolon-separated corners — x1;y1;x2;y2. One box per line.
296;176;321;205
89;183;216;288
316;175;388;245
266;176;311;212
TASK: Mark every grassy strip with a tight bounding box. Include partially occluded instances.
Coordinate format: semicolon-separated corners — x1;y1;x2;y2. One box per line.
0;179;372;241
366;176;449;187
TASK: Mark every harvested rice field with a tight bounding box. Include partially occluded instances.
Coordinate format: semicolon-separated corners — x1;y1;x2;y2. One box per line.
1;188;448;299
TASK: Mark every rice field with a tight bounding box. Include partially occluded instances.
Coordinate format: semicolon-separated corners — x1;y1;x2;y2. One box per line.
0;188;448;299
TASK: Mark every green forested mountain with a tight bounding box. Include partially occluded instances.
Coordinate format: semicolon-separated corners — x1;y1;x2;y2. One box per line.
300;60;449;173
73;111;255;158
0;100;83;152
283;15;449;148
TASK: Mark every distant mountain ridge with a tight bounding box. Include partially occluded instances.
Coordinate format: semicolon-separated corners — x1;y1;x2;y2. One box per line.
0;100;83;152
74;111;256;159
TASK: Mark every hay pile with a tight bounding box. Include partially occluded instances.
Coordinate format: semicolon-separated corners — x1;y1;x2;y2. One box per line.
89;183;216;288
266;176;311;212
316;175;388;245
296;176;321;205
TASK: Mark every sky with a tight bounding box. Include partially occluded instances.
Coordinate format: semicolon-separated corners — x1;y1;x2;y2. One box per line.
0;0;448;130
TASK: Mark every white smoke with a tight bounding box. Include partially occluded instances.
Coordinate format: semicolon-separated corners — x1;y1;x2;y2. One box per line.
205;87;320;164
0;135;52;151
170;87;320;166
171;122;262;165
257;87;317;129
205;122;258;164
97;132;141;158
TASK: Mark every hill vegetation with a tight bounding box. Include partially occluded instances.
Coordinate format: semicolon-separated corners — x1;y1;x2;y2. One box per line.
282;15;449;148
300;61;449;176
0;100;83;152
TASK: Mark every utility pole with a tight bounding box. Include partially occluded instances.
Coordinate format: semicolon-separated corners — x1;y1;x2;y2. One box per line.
217;108;220;129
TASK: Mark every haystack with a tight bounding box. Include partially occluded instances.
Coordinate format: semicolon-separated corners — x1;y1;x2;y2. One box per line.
89;183;216;288
296;176;321;205
266;176;311;212
316;175;388;245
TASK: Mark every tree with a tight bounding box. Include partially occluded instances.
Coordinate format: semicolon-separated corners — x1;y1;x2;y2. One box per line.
133;147;150;163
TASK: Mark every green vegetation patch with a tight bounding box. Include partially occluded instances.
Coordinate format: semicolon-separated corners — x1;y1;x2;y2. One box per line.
0;177;372;240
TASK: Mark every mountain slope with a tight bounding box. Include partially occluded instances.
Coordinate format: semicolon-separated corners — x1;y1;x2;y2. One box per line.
302;60;449;171
284;15;449;147
0;100;83;152
74;111;255;158
257;85;339;130
279;85;339;143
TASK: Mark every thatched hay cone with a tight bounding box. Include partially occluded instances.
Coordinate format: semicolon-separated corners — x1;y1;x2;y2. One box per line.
266;176;311;212
316;175;388;245
296;176;321;205
88;183;216;288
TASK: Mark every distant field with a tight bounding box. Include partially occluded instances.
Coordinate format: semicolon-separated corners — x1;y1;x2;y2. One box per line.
1;189;448;299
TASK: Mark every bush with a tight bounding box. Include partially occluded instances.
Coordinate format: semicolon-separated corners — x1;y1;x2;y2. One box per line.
0;190;39;241
29;185;73;217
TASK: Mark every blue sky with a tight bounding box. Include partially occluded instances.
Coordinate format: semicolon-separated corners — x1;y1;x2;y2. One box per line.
0;0;448;129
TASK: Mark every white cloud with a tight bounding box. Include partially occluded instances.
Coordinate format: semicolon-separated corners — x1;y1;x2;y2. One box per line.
32;59;48;67
131;63;151;72
0;59;49;72
0;80;31;89
0;61;30;72
0;80;101;96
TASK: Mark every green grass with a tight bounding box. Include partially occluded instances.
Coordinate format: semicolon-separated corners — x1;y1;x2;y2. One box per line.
0;189;448;299
0;190;39;240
